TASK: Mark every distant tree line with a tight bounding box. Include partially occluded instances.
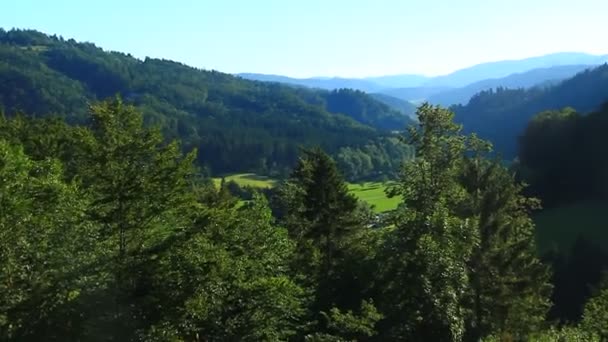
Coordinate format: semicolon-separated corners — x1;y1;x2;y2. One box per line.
453;64;608;159
518;104;608;207
0;29;412;181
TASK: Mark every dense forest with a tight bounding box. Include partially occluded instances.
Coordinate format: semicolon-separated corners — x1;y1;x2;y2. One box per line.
518;104;608;207
427;64;595;107
2;99;606;341
0;29;412;179
452;64;608;158
2;28;608;341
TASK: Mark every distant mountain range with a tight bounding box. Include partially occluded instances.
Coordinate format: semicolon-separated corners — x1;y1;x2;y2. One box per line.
422;52;608;87
237;73;384;93
427;64;598;106
452;64;608;159
239;52;608;107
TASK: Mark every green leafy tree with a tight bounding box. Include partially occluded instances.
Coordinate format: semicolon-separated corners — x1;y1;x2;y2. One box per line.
0;140;95;340
305;300;383;342
580;277;608;339
143;195;305;341
70;97;198;339
380;103;474;341
459;145;552;340
380;103;552;340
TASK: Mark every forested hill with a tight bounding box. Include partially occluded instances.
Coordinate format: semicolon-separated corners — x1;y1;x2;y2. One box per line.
452;64;608;159
427;64;597;106
0;28;412;176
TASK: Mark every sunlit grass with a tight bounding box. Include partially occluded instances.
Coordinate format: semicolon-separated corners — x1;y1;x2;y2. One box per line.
214;173;401;213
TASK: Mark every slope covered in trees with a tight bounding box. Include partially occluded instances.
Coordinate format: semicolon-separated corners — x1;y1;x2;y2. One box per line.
515;104;608;327
518;104;608;208
370;92;417;119
452;64;608;158
427;64;595;106
4;99;603;341
0;28;412;178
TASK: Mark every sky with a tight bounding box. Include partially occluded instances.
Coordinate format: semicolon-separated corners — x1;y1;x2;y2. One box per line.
3;0;608;78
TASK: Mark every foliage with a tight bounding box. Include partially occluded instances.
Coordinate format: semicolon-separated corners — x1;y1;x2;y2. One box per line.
453;64;608;159
0;29;413;179
305;300;383;342
1;28;608;340
273;148;383;339
580;276;608;339
378;103;476;341
518;105;608;207
459;151;551;339
0;100;310;341
143;195;305;341
485;326;599;342
0;141;95;340
377;103;551;341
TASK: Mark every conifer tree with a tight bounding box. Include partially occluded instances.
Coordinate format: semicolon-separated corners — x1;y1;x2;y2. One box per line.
459;144;551;340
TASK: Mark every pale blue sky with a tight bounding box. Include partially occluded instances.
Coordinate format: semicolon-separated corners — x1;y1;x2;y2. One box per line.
3;0;607;77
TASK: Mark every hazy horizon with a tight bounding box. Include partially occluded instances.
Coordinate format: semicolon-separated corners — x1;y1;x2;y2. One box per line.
4;0;608;78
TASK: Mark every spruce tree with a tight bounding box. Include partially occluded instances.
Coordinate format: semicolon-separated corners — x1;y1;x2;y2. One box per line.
459;145;551;340
276;148;374;336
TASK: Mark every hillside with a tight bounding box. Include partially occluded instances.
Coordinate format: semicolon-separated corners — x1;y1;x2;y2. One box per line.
319;89;413;129
370;93;418;119
0;29;412;177
427;64;596;106
452;64;608;159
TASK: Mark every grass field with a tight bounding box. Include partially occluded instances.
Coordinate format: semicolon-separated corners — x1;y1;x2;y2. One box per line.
213;173;400;213
213;173;277;188
534;201;608;255
213;174;608;246
348;182;401;213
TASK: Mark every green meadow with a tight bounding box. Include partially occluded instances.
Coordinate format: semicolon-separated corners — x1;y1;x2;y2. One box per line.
214;174;400;213
213;173;277;188
347;182;401;213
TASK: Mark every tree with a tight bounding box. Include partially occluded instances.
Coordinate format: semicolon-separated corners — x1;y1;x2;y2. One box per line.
305;300;383;342
276;148;360;280
459;145;551;340
580;276;608;339
69;97;198;339
275;148;378;337
142;195;305;341
378;103;551;341
0;140;95;340
379;103;474;341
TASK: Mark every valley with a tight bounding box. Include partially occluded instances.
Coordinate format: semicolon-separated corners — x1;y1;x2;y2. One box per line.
214;173;401;213
2;7;608;338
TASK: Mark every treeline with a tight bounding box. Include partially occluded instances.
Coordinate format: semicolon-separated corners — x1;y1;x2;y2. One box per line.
2;99;607;341
518;104;608;207
0;28;412;180
453;64;608;159
515;102;608;326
